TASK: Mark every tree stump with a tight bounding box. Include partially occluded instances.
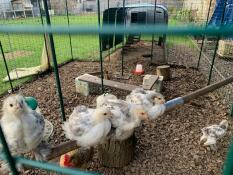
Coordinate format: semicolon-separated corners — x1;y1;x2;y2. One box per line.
156;65;171;81
98;134;136;168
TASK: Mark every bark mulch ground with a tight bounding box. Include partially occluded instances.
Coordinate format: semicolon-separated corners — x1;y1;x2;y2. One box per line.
0;41;232;175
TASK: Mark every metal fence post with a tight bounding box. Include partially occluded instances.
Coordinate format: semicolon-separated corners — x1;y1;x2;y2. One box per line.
38;0;51;69
107;0;110;61
42;0;66;121
97;0;104;93
121;0;126;76
207;0;227;85
65;0;74;60
150;0;157;63
0;125;19;175
196;0;213;69
0;41;14;92
231;104;233;117
223;136;233;175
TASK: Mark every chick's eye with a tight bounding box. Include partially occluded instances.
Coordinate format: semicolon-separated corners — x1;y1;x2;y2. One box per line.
104;113;107;115
10;104;13;107
141;112;145;115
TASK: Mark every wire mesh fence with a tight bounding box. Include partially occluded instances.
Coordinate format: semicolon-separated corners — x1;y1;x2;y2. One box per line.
1;0;230;94
0;0;233;174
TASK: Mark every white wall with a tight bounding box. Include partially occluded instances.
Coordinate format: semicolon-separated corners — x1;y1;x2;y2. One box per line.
0;0;11;13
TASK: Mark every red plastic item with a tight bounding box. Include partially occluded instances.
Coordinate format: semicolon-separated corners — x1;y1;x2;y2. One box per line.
132;64;144;75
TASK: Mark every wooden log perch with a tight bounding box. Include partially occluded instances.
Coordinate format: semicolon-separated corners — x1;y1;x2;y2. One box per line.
165;76;233;111
156;65;171;80
98;134;136;168
182;76;233;103
45;140;78;161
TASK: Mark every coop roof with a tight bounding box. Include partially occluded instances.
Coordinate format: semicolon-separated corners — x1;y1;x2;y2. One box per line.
11;0;22;2
125;3;167;11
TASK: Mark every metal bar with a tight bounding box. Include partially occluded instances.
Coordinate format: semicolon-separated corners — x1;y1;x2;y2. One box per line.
0;155;97;175
207;0;228;85
42;0;66;121
121;0;126;76
1;25;233;36
113;8;120;51
231;104;233;117
207;36;220;85
97;0;104;93
0;126;19;175
223;136;233;175
38;0;50;69
0;41;14;92
107;0;110;61
14;157;98;175
150;0;157;63
196;0;213;69
65;0;74;60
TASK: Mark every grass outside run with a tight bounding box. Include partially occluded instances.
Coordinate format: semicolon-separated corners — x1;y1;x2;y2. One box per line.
0;15;194;95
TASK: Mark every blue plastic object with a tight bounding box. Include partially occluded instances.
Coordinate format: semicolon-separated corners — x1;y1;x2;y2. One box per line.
208;0;233;29
24;97;38;110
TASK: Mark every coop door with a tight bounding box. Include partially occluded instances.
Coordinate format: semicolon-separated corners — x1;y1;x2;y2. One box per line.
130;12;146;36
131;12;146;24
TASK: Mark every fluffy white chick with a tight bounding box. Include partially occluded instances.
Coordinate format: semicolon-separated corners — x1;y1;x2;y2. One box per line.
96;93;117;109
200;120;228;150
97;95;148;140
126;88;165;119
113;103;149;141
0;95;45;156
130;88;165;103
62;105;113;148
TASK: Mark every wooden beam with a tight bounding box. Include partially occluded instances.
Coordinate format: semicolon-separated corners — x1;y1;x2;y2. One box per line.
45;141;78;161
77;74;139;92
165;76;233;111
183;76;233;103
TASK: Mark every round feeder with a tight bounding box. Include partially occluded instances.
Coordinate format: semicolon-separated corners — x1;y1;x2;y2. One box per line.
98;134;136;168
132;64;144;75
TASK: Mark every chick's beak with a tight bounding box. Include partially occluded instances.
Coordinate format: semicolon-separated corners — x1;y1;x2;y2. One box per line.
108;111;114;118
142;113;149;121
19;102;23;108
145;115;149;121
16;101;23;109
160;99;166;104
200;135;207;145
154;97;165;105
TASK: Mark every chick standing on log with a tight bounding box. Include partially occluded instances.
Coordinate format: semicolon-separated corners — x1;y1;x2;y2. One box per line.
60;147;94;169
0;94;53;172
126;88;166;119
62;105;113;148
96;93;149;140
200;120;228;150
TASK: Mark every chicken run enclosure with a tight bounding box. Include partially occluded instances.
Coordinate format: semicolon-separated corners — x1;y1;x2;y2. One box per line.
0;0;233;174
